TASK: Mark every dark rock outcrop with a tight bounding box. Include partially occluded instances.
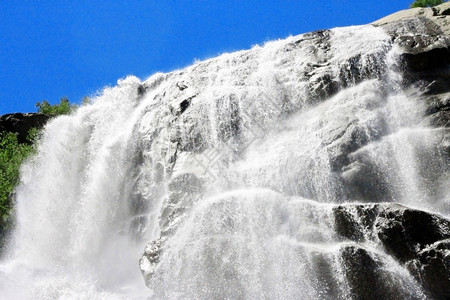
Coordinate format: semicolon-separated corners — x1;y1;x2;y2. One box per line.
340;245;418;300
406;239;450;299
334;204;450;300
376;207;450;300
0;113;50;143
376;206;450;263
407;239;450;300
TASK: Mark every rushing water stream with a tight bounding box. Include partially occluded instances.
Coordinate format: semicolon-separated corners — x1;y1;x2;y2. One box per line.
0;24;448;299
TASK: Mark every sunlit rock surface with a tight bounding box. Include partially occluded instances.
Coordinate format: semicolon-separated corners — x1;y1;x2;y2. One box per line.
138;12;449;299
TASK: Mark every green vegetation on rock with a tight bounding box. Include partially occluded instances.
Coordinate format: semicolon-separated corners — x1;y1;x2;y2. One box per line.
410;0;443;8
0;130;37;247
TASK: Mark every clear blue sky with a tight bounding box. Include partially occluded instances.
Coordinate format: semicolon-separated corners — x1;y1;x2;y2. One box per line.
1;0;414;115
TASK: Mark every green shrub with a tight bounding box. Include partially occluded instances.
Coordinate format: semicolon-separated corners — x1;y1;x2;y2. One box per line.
36;97;73;115
411;0;443;8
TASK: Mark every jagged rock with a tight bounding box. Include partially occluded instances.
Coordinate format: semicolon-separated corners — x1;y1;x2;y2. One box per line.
340;245;417;300
375;206;450;300
140;238;165;287
425;94;450;127
140;172;205;280
333;204;379;242
0;113;50;143
381;18;449;56
333;207;366;242
376;206;450;262
407;239;450;300
159;172;204;235
333;203;450;299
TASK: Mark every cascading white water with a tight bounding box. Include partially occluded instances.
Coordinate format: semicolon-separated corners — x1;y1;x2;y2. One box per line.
0;24;448;299
0;78;151;299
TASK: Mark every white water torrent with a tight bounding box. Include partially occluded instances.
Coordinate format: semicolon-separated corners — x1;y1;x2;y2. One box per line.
0;24;448;299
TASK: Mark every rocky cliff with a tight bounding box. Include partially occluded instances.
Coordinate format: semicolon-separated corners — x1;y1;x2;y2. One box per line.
137;3;450;299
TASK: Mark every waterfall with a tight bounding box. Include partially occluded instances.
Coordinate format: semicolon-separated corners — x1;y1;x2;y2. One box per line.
0;23;448;299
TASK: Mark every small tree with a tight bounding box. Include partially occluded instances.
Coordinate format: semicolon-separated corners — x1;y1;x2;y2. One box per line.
411;0;443;8
35;97;73;115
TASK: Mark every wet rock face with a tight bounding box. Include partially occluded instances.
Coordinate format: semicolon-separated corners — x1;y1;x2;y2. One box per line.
334;204;450;300
159;172;204;235
376;209;450;300
0;113;50;143
333;204;379;242
339;245;418;300
138;8;450;299
376;208;450;262
336;15;450;202
408;240;450;300
140;172;205;283
140;238;164;287
380;14;450;127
